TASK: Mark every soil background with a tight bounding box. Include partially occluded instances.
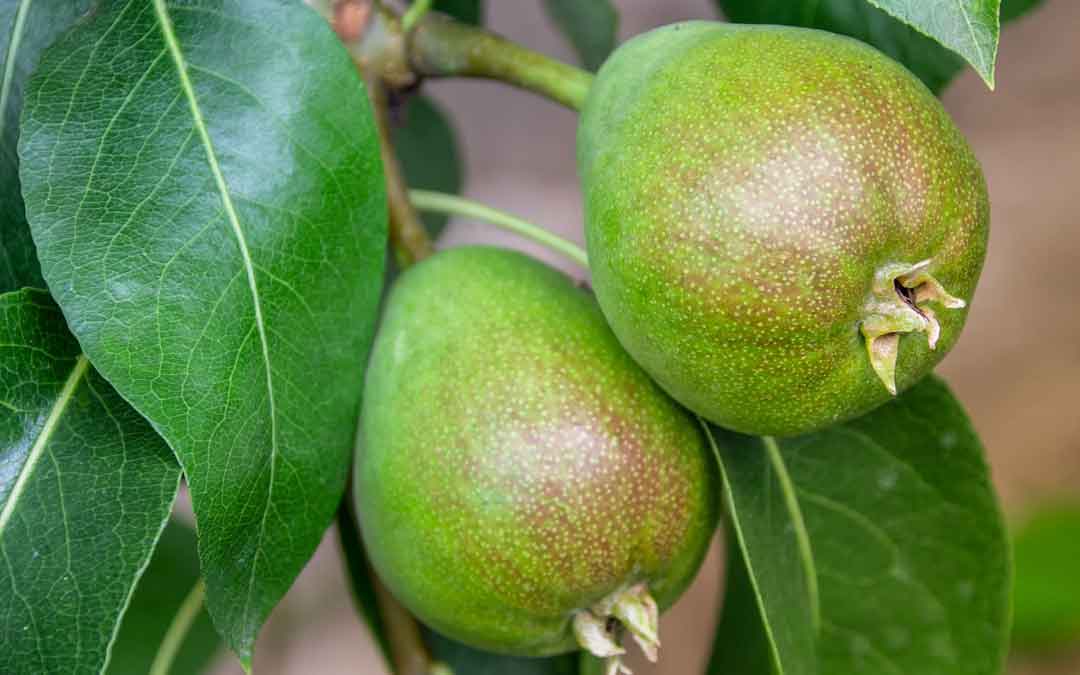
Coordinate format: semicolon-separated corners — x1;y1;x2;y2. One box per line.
206;1;1080;672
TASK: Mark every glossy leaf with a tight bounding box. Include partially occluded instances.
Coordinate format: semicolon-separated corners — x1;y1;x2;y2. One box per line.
1011;503;1080;650
708;377;1010;675
0;0;94;292
392;96;463;239
18;0;387;664
715;0;1044;94
542;0;618;72
107;519;221;675
433;0;483;25
0;289;181;675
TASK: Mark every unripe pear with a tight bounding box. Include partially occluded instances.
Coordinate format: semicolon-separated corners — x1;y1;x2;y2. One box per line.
578;22;989;436
356;247;718;668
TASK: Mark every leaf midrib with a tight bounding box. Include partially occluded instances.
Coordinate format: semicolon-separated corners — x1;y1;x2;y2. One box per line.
151;0;279;633
951;0;994;74
867;0;996;84
763;435;820;631
0;354;89;535
703;423;822;675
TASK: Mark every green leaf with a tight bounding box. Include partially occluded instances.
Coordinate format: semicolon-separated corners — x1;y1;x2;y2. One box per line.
433;0;483;25
542;0;618;72
708;377;1010;675
1000;0;1046;23
0;0;94;292
392;96;463;239
715;0;1045;94
714;0;961;94
107;519;221;675
0;288;181;675
1011;502;1080;650
706;432;818;674
424;628;580;675
18;0;387;664
864;0;999;89
708;539;790;674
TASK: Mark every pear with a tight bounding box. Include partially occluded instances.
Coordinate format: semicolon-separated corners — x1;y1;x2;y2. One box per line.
578;22;988;436
356;246;718;667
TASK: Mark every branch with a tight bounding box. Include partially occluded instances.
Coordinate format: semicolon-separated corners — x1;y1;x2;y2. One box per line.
368;79;435;266
373;573;437;675
408;15;594;111
322;0;594;111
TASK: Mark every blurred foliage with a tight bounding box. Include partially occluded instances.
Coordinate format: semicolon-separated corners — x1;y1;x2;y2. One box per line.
434;0;483;25
542;0;618;71
1012;503;1080;651
393;96;464;239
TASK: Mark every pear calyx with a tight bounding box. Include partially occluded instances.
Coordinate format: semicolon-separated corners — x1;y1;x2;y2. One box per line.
573;583;662;674
860;260;967;395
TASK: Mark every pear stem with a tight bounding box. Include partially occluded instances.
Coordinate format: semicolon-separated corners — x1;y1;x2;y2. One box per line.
408;15;594;111
409;189;590;269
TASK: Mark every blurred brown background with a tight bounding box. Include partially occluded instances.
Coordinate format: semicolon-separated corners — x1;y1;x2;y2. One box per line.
208;1;1080;673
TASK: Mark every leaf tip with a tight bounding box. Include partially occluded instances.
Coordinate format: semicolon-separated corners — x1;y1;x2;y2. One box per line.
976;62;998;91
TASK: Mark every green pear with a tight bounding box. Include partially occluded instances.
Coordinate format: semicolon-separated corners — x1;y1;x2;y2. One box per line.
578;22;989;437
356;247;718;667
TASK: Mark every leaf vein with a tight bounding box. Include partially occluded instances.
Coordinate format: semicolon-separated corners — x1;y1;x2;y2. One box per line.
152;0;280;635
0;355;89;535
764;436;821;630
